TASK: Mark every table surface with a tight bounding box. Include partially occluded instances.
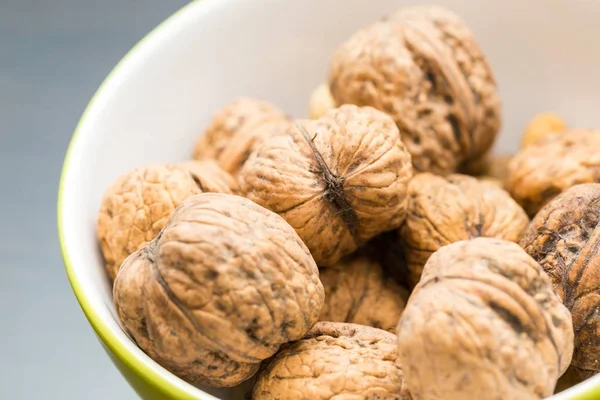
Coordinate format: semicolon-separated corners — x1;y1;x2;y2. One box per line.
0;1;190;399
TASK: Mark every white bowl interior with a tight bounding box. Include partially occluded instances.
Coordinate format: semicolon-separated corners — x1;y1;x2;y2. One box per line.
60;0;600;398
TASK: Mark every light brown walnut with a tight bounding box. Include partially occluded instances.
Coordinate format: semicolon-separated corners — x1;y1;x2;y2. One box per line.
329;5;501;175
397;238;574;400
252;322;409;400
193;98;292;175
308;83;337;119
113;193;324;387
506;129;600;216
240;104;414;266
521;112;567;149
399;173;529;287
520;183;600;378
319;255;409;331
178;160;240;195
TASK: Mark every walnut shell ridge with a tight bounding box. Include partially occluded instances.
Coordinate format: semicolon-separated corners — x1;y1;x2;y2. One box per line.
329;5;501;175
520;183;600;378
396;238;574;400
240;104;414;266
319;255;409;331
506;129;600;216
193;97;292;175
399;173;529;287
252;322;409;400
113;193;324;387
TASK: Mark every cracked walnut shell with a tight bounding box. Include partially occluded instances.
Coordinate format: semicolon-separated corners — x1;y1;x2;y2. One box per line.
520;183;600;378
319;255;409;331
113;193;324;387
506;129;600;216
193;97;292;175
397;238;574;400
399;173;529;287
329;5;501;175
252;322;409;400
240;104;414;266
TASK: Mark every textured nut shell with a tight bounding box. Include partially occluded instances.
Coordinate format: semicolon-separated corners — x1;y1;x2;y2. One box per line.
240;104;413;266
308;83;337;119
178;160;239;194
253;322;407;399
193;98;291;175
506;130;600;216
399;173;529;287
521;112;567;148
329;5;500;174
319;256;409;331
397;238;574;400
97;164;202;281
520;183;600;376
113;193;324;387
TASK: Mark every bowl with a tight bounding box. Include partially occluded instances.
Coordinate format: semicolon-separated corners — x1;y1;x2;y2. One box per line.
57;0;600;398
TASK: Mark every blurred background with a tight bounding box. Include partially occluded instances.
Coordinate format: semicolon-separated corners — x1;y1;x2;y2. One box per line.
0;1;190;399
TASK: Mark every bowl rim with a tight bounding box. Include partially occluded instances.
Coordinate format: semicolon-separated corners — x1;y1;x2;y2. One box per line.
56;0;600;399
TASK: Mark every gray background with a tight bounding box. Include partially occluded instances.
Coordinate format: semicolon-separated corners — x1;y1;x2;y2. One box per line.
0;1;190;399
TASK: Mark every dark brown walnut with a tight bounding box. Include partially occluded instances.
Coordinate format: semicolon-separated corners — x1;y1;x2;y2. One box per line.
193;97;292;175
113;193;324;387
506;129;600;216
319;255;409;331
252;322;409;399
520;183;600;378
97;163;202;281
399;173;529;287
397;238;574;400
178;160;240;194
240;104;414;266
329;5;501;175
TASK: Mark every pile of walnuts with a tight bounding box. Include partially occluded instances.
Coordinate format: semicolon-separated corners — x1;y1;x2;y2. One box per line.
96;5;600;400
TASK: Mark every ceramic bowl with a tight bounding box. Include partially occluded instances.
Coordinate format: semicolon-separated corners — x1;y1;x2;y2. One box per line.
58;0;600;398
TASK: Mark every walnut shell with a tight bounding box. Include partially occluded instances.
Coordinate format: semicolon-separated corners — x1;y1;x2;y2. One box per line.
399;173;529;287
521;112;567;149
319;255;409;331
97;163;203;281
308;83;337;119
113;193;324;387
459;153;512;182
520;183;600;378
178;160;239;194
506;129;600;216
397;238;574;400
329;5;501;175
193;98;292;175
240;104;414;266
252;322;408;399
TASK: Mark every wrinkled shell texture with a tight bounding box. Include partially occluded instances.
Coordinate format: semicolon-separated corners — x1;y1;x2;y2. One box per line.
97;164;203;281
329;5;501;175
399;173;529;287
193;98;292;175
240;104;414;266
521;112;567;149
113;193;324;387
319;256;409;331
253;322;407;400
397;238;574;400
506;129;600;216
178;160;240;194
309;83;337;120
520;183;600;378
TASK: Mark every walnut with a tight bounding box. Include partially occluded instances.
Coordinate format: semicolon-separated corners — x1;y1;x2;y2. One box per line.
329;5;501;175
113;193;324;387
396;238;574;400
520;183;600;378
521;112;568;149
319;255;409;331
178;160;239;194
97;164;202;281
308;83;337;119
459;153;512;183
193;98;292;175
399;173;529;287
252;322;409;399
505;129;600;216
240;104;414;266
